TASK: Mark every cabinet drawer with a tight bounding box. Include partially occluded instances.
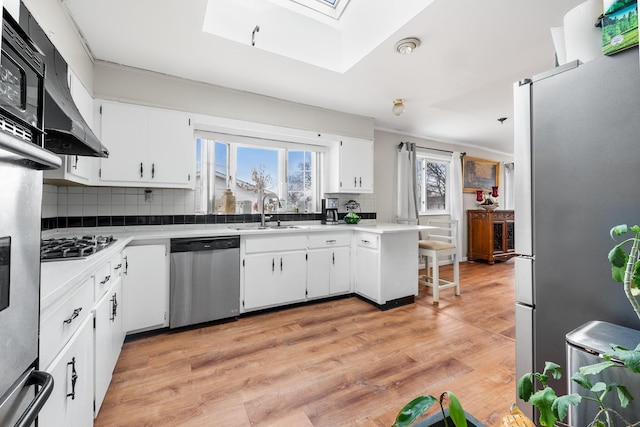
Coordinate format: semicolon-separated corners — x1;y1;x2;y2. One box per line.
355;232;379;249
94;261;112;300
245;234;307;253
308;233;351;248
40;277;94;369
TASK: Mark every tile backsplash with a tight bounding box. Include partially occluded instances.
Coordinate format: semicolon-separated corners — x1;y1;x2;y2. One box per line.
42;184;376;229
44;185;197;218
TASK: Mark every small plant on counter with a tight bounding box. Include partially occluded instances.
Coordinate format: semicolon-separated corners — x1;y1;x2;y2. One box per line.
392;391;468;427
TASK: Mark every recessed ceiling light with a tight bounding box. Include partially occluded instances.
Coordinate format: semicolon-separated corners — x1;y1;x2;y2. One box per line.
395;37;421;55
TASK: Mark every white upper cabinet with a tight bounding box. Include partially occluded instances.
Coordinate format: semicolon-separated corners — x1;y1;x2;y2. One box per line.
326;137;374;193
43;71;97;184
98;100;195;188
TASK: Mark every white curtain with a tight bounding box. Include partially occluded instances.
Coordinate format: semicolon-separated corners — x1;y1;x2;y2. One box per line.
397;142;418;224
450;152;464;260
504;162;515;210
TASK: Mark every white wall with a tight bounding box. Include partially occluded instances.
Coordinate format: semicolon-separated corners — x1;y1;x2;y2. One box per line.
92;62;374;141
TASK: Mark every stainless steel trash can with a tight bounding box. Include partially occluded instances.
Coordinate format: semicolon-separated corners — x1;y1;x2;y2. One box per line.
566;320;640;426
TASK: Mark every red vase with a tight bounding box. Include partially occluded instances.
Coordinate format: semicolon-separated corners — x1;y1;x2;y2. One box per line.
475;190;484;202
491;186;499;198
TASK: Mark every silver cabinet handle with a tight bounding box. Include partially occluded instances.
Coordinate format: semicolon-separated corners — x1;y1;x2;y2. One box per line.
140;162;144;178
114;263;122;271
326;239;336;244
100;275;110;285
63;307;82;324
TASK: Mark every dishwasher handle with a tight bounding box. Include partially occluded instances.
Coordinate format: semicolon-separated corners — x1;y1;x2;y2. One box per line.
170;236;240;253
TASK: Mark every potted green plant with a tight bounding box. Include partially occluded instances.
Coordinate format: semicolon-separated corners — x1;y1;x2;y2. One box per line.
392;391;484;427
517;355;640;427
516;224;640;427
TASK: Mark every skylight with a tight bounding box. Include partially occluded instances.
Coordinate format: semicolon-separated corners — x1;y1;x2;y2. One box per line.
289;0;349;20
202;0;434;73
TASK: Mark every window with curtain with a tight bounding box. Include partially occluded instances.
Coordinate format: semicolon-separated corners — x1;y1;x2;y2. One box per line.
417;153;450;214
195;134;322;214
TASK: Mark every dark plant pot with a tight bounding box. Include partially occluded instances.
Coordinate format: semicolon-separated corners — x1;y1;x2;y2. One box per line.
412;409;486;427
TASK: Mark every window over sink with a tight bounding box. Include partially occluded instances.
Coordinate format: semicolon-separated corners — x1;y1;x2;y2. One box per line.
195;131;324;214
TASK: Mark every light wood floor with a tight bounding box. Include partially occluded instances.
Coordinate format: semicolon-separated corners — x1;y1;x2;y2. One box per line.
95;260;515;427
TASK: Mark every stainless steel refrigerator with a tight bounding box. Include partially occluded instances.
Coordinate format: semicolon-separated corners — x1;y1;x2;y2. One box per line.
513;48;640;418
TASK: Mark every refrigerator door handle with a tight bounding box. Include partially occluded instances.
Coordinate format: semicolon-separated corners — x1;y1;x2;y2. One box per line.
515;256;534;306
0;368;54;427
513;80;533;255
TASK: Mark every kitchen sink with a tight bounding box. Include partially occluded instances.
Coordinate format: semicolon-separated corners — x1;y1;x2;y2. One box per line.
227;224;308;231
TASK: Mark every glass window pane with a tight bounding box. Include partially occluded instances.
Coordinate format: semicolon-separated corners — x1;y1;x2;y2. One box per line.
195;138;204;213
235;146;278;212
426;161;447;211
417;156;448;214
287;150;314;213
213;142;229;213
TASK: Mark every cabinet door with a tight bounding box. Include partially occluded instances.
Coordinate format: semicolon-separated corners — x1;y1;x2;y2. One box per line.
355;247;380;302
277;251;307;303
112;277;126;356
65;155;94;183
99;101;149;183
306;249;331;299
330;246;351;294
147;109;193;186
244;253;284;310
244;251;306;310
339;138;374;193
94;286;115;415
39;316;94;427
123;244;168;333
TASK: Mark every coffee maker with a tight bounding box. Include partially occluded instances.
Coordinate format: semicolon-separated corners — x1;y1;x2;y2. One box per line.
321;198;339;224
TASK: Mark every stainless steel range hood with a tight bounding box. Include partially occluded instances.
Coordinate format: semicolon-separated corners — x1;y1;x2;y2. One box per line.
20;5;108;158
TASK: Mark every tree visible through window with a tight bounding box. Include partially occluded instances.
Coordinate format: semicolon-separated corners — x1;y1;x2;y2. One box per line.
417;155;449;214
195;136;320;214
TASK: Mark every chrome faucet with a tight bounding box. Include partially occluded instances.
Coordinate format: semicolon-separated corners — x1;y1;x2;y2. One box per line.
260;192;281;227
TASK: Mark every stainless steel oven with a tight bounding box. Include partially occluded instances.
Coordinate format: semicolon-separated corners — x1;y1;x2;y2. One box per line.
0;10;44;147
0;8;58;427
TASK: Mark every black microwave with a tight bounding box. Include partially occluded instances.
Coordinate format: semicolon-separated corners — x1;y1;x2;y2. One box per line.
0;9;44;146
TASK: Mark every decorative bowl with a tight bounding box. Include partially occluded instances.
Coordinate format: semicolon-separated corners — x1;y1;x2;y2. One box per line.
480;204;498;211
344;213;361;224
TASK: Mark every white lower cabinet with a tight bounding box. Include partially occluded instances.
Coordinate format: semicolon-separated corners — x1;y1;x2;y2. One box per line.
306;233;351;299
354;233;380;302
39;315;94;427
354;231;418;305
123;244;169;333
93;277;124;416
242;235;307;311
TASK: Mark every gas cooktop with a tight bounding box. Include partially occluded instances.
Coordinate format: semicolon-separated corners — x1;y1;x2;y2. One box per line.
41;235;116;262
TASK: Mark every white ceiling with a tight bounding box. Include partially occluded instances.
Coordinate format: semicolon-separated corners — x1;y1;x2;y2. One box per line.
61;0;588;154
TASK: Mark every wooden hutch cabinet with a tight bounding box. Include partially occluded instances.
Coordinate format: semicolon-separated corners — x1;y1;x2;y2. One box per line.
467;209;516;264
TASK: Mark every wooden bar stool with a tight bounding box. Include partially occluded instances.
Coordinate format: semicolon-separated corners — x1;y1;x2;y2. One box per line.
418;219;460;303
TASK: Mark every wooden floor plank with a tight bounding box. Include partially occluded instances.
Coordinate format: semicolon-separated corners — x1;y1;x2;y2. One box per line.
95;259;515;426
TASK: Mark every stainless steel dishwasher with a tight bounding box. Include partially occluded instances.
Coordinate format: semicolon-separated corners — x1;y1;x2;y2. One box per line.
169;236;240;328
